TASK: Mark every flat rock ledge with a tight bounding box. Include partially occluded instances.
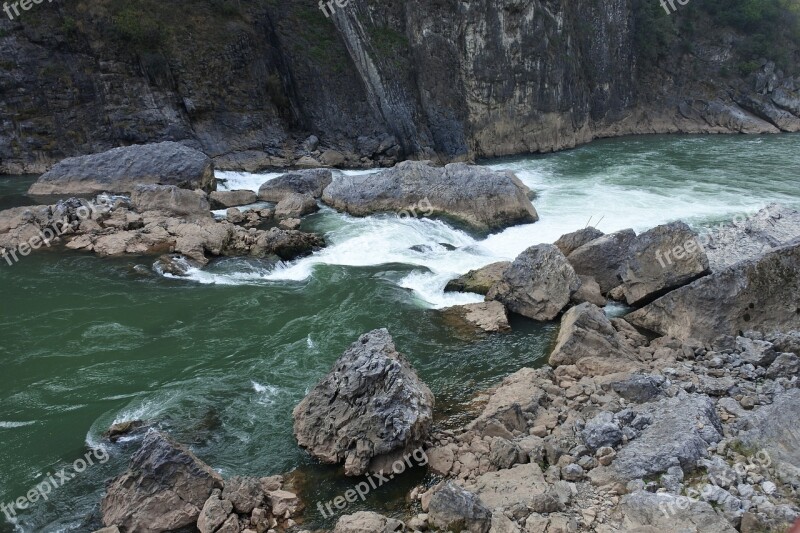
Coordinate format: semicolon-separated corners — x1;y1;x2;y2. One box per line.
293;329;434;476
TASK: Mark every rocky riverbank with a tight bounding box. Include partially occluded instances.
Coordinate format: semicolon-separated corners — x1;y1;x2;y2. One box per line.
86;200;800;533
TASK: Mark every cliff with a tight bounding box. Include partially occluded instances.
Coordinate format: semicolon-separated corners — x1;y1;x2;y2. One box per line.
0;0;798;174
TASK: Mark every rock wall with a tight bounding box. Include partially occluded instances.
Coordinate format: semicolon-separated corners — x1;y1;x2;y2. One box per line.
0;0;798;174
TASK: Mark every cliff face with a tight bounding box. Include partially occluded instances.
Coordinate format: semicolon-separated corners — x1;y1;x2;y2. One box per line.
0;0;798;174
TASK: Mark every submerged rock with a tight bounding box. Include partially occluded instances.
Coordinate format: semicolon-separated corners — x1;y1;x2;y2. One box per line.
486;244;580;321
292;329;434;476
258;168;333;202
626;241;800;341
444;262;511;295
321;161;538;232
29;142;215;196
101;431;223;532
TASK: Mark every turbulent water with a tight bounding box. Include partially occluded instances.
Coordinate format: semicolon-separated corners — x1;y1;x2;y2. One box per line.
1;134;799;532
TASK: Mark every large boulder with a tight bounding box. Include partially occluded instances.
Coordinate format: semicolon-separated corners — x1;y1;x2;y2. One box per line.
101;431;223;532
29;142;215;196
703;204;800;271
444;262;511;295
626;241;800;341
274;193;318;219
548;303;634;367
486;244;580;321
292;329;434;476
567;229;637;294
258;169;333;202
321;161;538;232
736;388;800;487
427;482;492;533
132;185;211;217
589;393;723;484
554;227;604;256
618;221;710;306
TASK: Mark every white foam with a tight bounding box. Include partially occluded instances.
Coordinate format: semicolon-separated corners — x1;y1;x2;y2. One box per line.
0;421;36;429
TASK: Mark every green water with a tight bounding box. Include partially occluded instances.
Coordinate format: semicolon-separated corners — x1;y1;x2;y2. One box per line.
1;134;799;532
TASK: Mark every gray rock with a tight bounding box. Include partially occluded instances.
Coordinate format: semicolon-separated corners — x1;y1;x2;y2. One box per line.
618;490;736;532
29;142;215;196
486;244;580;321
428;482;491;533
293;329;434;476
197;491;233;533
101;431;223;532
571;275;607;307
766;352;800;378
444;262;511;295
131;185;211;217
441;301;511;334
567;229;637;293
333;511;405;533
554;227;604;256
321;161;538;232
582;411;623;451
549;303;634;366
736;388;800;487
626;241;800;341
221;476;265;514
209;190;257;209
611;374;664;403
274;192;318;219
619;221;710;305
561;463;584;481
590;394;723;484
735;337;778;367
258;169;333;202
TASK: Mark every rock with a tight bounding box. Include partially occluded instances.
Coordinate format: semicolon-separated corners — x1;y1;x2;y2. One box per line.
465;463;548;510
222;476;265;514
444;262;511;295
279;218;302;230
320;149;346;167
209;190;257;209
703;204;800;271
103;420;145;442
626;241;800;341
469;368;547;433
562;463;584;481
618;221;710;305
322;161;538;232
427;482;492;533
440;301;511;333
582;412;623;451
610;374;664;403
226;208;245;224
154;254;203;277
486;244;580;321
29;142;215;196
571;275;607;307
101;431;223;532
198;491;233;533
274;193;318;219
735;337;778;367
258;169;333;202
268;489;302;517
333;511;405;533
554;227;604;256
589;394;722;484
292;329;434;476
427;445;456;476
567;229;637;294
548;303;634;367
736;389;800;487
766;352;800;378
618;490;736;532
132;185;211;217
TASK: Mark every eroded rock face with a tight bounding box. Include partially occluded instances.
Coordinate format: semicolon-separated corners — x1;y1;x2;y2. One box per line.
29;142;215;196
132;185;212;217
487;244;580;321
101;431;223;532
292;329;434;476
549;303;634;367
626;241;800;341
445;262;511;295
567;229;637;294
258;169;333;202
321;161;538;232
619;221;710;306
